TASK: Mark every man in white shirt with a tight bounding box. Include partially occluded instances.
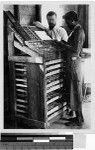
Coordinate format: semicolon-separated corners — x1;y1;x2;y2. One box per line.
33;11;68;42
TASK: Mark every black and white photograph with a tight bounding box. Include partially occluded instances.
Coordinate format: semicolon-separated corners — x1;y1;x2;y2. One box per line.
3;2;91;130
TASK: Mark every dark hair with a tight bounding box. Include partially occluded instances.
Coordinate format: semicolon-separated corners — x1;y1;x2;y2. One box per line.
63;11;78;22
46;11;57;17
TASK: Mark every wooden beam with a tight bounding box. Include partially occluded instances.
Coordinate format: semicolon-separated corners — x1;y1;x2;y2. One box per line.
8;56;43;64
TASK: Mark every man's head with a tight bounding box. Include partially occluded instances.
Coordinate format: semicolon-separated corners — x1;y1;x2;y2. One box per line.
63;11;78;30
46;11;57;30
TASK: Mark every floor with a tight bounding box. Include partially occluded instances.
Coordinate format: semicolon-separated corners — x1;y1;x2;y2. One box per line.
4;95;91;130
49;95;91;129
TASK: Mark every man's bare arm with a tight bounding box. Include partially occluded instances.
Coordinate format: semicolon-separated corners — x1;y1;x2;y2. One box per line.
33;21;47;31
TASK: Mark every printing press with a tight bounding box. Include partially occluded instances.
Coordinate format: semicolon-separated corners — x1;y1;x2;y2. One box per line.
5;11;70;129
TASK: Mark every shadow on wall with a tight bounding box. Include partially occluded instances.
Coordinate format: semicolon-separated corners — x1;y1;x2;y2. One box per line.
19;5;37;25
19;5;41;25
